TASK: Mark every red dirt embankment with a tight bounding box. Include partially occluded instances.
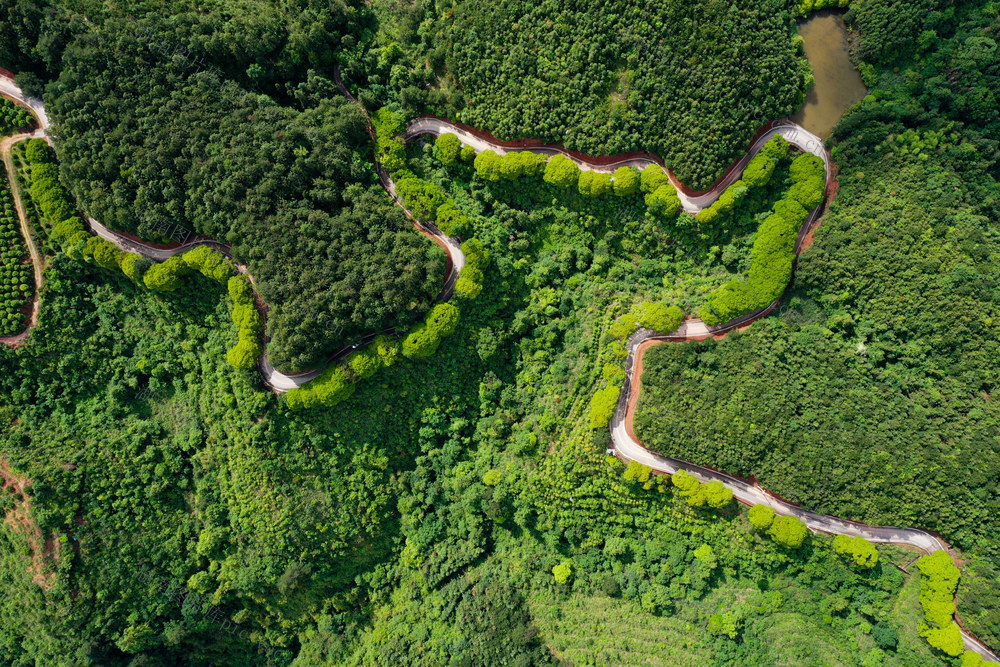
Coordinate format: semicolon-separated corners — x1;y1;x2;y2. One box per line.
0;457;58;589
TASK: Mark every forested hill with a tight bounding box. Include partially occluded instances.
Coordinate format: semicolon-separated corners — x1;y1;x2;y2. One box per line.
0;5;446;372
369;0;812;190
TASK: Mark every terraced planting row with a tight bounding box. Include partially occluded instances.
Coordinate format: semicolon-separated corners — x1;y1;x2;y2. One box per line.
0;169;32;336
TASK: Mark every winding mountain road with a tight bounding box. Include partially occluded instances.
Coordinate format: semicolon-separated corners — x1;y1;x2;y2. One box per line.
4;68;998;660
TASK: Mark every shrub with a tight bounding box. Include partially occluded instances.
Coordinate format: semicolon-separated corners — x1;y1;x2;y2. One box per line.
612;166;639;196
703;480;733;508
396;178;447;222
473;149;503;181
671;469;707;507
916;551;961;628
759;134;790;161
82;236;124;270
373;107;406;174
789;153;825;182
25;138;54;164
373;334;401;367
787;177;825;210
748;504;775;530
286;365;355;410
923;622;964;657
552;560;573;585
228;276;253;304
182;246;233;283
623;460;653;483
455;265;484;299
402;303;460;358
348;348;382;379
460;144;476;162
696;180;748;224
645;184;682;217
143;255;192;291
742;154;776;187
608;312;640;340
226;335;260;370
767;515;809;549
461;238;490;271
632;302;683;333
435;201;470;237
640;164;671;193
832;534;879;569
120;253;151;281
543;154;580;189
434;133;462;165
589;383;621;429
499;151;547;180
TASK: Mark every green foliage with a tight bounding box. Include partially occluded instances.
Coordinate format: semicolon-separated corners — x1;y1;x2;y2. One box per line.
577;170;613;197
395;177;447;222
374;106;407;174
433;132;462;165
552;560;573;585
142;255;193;292
699;195;808;325
402;302;461;358
832;534;879;569
434;200;470;237
759;135;790;161
0;98;33;134
671;469;706;507
461;237;490;272
640;165;671;194
623;460;653;484
455;265;484;299
696;180;748;224
589;383;621;429
348;348;383;379
0;177;32;335
24;138;53;164
608;312;640;340
460;144;476;162
285;365;355;410
793;0;850;18
474;149;503;181
644;184;681;218
702;480;732;508
923;622;964;657
181;246;233;283
632;302;683;334
748;504;775;531
917;551;961;629
81;236;124;270
120;252;151;282
612;166;639;197
543;154;580;189
742;154;776;188
767;516;809;549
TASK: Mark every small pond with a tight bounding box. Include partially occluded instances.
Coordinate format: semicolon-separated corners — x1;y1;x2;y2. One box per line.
791;10;868;138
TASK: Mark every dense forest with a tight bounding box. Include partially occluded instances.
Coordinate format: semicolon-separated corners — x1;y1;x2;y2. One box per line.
636;0;1000;651
2;2;445;372
366;0;812;190
0;0;998;663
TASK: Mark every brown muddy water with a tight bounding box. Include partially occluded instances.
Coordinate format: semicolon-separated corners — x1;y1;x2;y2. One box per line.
791;11;868;138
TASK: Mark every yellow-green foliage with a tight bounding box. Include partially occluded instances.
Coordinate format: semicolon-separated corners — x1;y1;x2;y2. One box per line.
671;469;706;507
434;132;462;165
832;534;879;569
225;276;262;370
696;180;748;224
608;312;640;340
742;154;776;187
748;504;775;530
923;622;964;657
767;515;809;549
348;348;382;379
402;303;461;358
703;480;733;508
373;334;401;367
916;550;960;629
120;252;151;281
182;246;233;283
143;255;192;291
623;460;652;484
640;164;671;193
589;383;621;429
543;154;581;189
552;560;573;585
285;365;355;410
631;302;683;334
645;183;681;217
612;166;639;196
373;107;406;174
82;236;124;270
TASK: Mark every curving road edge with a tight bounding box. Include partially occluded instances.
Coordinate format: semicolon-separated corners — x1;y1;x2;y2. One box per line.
4;63;998;662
